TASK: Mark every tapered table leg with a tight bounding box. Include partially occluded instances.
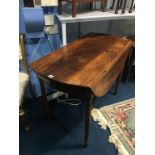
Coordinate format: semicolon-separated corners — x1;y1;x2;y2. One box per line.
114;70;123;95
39;78;51;120
19;101;30;131
19;105;30;131
84;94;93;146
122;47;134;82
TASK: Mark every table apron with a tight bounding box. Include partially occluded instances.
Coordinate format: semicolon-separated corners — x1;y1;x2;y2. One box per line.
37;75;92;101
92;50;129;97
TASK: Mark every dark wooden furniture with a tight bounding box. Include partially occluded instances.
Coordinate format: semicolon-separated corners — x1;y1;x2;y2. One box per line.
19;100;30;131
122;40;135;82
30;34;133;146
23;0;34;7
122;0;128;13
110;0;135;14
58;0;108;17
19;33;36;131
19;33;36;100
129;0;134;13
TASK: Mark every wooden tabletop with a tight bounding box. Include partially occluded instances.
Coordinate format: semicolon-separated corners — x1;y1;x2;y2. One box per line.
30;34;133;97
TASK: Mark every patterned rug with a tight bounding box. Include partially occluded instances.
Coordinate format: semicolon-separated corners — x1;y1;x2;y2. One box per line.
91;98;135;155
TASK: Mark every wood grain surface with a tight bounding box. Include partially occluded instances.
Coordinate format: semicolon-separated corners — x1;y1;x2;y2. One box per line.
30;35;133;97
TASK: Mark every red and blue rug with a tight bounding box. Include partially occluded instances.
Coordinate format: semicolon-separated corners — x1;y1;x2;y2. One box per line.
92;98;135;155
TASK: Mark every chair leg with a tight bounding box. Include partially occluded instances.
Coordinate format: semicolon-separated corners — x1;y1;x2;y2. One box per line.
129;0;134;13
19;105;30;131
119;0;123;9
72;0;76;17
122;0;127;13
103;0;108;12
115;0;120;14
110;0;115;9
